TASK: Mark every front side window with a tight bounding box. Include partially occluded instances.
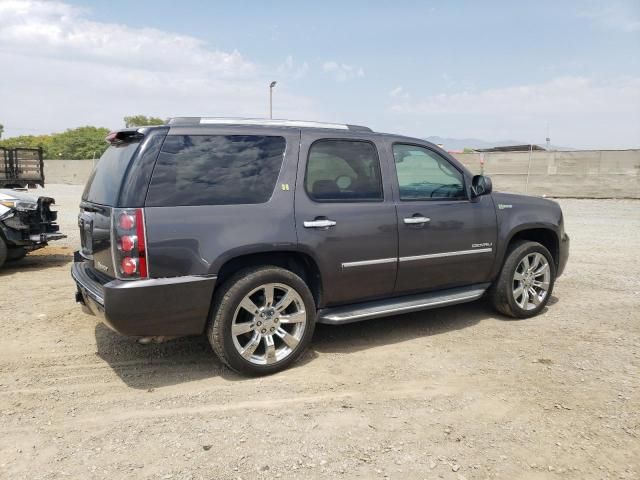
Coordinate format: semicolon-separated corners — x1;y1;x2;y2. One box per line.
393;144;465;200
305;140;383;202
146;135;286;206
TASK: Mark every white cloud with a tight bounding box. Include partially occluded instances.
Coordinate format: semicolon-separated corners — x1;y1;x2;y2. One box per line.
322;61;364;82
0;1;253;76
390;77;640;115
389;86;409;99
277;56;309;80
388;77;640;148
0;0;317;136
579;3;640;33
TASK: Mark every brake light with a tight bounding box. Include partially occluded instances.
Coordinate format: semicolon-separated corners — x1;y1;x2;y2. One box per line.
112;208;148;279
135;209;148;278
121;257;138;275
120;235;135;252
119;212;135;230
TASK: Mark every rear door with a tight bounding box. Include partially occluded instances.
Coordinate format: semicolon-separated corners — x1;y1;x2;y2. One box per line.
143;126;299;278
294;133;398;306
388;142;497;294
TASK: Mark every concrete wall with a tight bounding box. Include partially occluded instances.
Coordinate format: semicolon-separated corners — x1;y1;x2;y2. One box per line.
452;150;640;198
44;159;96;185
44;150;640;198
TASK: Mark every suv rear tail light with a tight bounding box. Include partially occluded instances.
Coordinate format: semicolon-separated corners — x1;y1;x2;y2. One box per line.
121;257;138;275
120;235;135;252
112;208;148;279
118;212;135;230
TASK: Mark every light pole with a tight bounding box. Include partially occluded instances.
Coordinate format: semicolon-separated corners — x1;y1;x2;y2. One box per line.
269;81;277;119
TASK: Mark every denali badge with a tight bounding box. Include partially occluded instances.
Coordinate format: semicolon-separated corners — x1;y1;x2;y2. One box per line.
95;260;109;272
472;243;493;248
498;204;513;210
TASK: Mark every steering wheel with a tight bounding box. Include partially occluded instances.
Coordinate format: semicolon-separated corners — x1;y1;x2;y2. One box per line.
430;184;453;198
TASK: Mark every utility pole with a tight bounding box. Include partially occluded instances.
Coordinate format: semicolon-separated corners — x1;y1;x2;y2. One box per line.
525;143;533;193
269;81;277;119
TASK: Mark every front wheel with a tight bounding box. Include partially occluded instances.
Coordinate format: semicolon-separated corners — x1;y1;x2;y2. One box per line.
208;266;316;376
489;240;556;318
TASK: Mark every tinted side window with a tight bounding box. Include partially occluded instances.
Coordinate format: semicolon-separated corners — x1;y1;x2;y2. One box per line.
146;135;286;207
305;140;383;202
393;144;465;200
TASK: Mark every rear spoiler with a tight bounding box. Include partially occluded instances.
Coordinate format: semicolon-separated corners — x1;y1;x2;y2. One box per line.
105;130;145;145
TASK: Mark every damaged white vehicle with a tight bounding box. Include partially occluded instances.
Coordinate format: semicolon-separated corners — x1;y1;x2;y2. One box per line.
0;189;65;268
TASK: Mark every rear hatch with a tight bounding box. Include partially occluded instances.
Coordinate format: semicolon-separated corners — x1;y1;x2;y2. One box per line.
79;133;142;278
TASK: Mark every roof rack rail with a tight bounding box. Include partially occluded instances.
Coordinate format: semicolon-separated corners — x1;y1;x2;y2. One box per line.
167;117;372;132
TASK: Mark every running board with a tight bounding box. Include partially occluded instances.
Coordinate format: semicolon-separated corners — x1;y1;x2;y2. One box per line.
317;283;490;325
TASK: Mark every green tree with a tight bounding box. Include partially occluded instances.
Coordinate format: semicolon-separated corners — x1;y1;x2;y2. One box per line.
124;115;165;128
0;134;52;153
48;126;110;159
0;124;4;139
0;126;110;159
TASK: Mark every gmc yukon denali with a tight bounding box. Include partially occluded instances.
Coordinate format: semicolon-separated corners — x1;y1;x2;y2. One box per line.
72;118;569;375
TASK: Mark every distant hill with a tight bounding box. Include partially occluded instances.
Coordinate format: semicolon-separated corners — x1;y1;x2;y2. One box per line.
424;136;571;151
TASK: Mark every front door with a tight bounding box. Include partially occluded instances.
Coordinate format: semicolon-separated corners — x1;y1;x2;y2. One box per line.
389;142;497;294
295;134;398;306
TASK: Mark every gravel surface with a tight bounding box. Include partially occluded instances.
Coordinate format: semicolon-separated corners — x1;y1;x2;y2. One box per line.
1;185;639;480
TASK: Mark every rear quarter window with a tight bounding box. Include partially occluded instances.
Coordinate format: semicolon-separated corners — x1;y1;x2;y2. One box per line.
146;135;286;207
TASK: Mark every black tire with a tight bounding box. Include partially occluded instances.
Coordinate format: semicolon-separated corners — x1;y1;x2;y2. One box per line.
6;247;27;261
0;237;6;269
489;240;556;318
208;266;316;376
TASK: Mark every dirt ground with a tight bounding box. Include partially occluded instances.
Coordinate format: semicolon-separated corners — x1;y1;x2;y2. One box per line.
1;185;638;480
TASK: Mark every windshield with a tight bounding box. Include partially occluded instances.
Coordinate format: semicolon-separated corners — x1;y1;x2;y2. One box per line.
82;142;140;205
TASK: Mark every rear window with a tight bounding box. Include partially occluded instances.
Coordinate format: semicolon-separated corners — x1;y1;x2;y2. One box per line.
145;135;286;207
82;142;140;205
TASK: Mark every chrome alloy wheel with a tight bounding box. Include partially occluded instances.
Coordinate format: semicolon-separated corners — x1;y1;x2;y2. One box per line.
231;283;307;365
512;252;551;311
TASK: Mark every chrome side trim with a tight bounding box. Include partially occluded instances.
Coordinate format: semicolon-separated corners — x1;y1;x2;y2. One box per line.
399;248;492;262
341;257;397;269
325;293;483;322
317;283;490;325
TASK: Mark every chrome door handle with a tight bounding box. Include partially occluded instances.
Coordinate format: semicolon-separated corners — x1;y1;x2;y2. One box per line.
304;219;337;228
403;216;431;224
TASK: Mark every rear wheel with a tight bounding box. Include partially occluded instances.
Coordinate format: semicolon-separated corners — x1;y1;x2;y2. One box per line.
208;266;316;376
490;240;556;318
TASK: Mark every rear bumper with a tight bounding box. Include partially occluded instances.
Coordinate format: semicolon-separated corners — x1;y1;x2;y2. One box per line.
71;254;216;336
557;233;570;277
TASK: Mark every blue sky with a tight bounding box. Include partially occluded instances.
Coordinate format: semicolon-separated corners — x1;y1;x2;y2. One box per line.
1;0;639;148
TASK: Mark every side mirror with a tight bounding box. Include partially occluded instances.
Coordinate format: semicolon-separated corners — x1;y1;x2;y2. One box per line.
471;175;492;197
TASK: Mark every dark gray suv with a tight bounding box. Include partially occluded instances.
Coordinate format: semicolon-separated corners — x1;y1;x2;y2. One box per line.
72;118;569;375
